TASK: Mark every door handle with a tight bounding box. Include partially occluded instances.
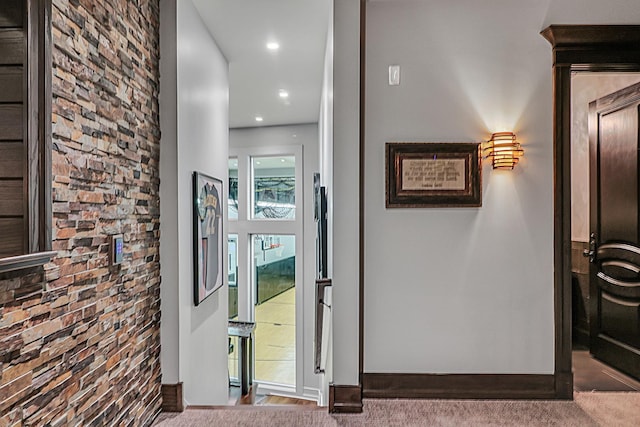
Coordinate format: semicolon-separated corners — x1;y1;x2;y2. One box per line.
583;232;596;263
315;278;332;374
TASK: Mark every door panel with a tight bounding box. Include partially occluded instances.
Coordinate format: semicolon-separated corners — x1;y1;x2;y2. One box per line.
600;293;640;346
599;107;638;241
589;82;640;380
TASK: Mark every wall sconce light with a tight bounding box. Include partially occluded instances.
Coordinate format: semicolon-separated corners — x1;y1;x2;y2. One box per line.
483;132;524;170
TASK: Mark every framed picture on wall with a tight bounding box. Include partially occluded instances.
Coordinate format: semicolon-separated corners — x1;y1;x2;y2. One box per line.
193;171;223;305
386;142;482;208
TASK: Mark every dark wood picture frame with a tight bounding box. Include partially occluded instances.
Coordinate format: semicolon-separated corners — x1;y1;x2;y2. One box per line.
385;142;482;208
193;171;223;306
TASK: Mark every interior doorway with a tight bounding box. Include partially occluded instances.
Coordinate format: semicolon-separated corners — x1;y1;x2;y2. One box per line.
187;0;333;406
570;72;640;392
227;146;304;403
543;25;640;399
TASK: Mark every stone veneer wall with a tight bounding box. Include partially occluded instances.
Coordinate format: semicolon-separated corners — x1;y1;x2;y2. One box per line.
0;0;162;425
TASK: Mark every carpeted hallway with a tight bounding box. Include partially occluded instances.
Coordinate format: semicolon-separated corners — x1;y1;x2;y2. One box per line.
154;392;639;426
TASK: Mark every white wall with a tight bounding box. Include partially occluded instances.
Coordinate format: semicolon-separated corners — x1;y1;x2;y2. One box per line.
331;0;361;386
230;123;320;396
360;0;640;375
159;0;180;386
571;73;640;242
542;0;640;26
317;1;334;403
160;0;229;405
319;3;334;280
365;0;553;375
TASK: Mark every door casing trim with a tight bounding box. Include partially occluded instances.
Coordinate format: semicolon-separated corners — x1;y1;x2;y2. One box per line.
541;24;640;399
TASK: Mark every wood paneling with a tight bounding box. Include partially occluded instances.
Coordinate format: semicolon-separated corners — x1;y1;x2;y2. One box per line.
0;180;23;216
161;383;184;412
362;374;558;400
572;241;590;275
0;30;24;65
328;384;362;414
0;0;53;264
0;218;24;257
27;0;53;254
0;67;22;102
0;142;23;178
572;241;590;345
0;105;23;140
0;2;26;261
0;0;23;28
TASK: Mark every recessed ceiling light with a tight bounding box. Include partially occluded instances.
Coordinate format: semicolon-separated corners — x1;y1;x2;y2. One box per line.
280;158;285;162
279;90;289;99
255;116;263;122
266;42;279;51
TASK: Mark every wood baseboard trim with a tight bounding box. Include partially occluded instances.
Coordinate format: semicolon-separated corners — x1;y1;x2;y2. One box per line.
329;384;362;413
161;383;184;412
363;374;563;399
554;371;573;399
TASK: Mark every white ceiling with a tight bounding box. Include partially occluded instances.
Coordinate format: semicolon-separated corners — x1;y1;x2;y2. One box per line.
192;0;331;129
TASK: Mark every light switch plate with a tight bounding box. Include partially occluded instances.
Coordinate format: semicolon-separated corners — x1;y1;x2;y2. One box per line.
111;234;124;265
389;65;400;85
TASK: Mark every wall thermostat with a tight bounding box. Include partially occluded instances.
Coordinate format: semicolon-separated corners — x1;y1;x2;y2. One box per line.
111;234;124;265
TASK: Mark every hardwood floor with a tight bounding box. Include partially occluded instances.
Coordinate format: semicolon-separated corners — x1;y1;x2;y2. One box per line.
573;349;640;392
228;287;308;407
229;287;296;386
228;386;318;408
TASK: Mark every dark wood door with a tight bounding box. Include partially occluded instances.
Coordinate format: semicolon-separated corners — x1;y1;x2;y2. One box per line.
588;81;640;380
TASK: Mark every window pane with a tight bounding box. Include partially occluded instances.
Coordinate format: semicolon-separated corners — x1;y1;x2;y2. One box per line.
252;156;295;219
253;234;295;386
228;234;238;319
228;234;238;384
228;158;238;220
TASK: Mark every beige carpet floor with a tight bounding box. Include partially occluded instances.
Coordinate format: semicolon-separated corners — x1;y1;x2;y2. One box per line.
153;392;639;426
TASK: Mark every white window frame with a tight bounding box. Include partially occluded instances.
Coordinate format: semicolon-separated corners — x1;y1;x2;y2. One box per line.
228;145;304;396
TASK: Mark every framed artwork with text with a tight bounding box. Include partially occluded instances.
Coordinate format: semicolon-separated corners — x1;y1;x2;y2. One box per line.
385;142;482;208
